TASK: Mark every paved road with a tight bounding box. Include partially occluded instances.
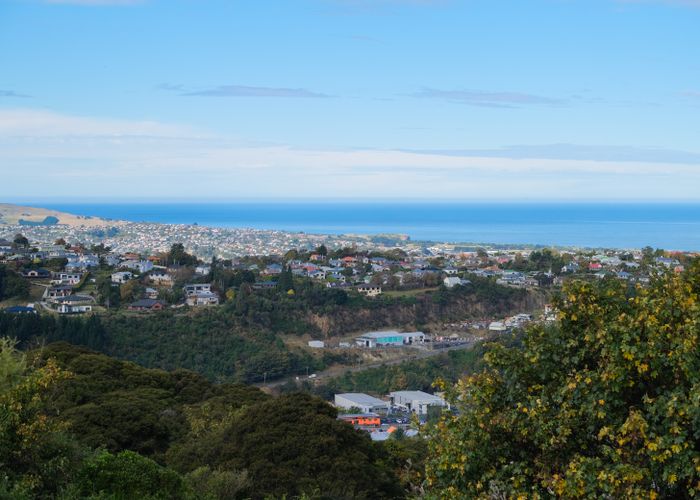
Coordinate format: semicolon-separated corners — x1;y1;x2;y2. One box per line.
254;339;484;390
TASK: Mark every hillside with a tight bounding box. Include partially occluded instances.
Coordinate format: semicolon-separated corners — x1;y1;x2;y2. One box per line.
1;340;406;499
0;203;123;228
1;280;543;383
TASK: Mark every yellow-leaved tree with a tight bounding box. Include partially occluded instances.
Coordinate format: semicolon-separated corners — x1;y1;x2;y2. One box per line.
426;270;700;498
0;338;80;497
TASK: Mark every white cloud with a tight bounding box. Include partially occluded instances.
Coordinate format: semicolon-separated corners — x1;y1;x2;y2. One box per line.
0;109;199;138
1;109;699;201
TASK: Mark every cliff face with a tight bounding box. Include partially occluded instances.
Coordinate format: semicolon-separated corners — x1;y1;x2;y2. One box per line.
306;288;546;338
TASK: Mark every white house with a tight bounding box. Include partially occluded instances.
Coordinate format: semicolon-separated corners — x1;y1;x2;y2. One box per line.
443;276;470;288
195;265;211;276
389;391;448;415
356;285;382;297
183;283;212;296
121;259;153;274
335;393;390;414
52;272;83;286
149;271;174;286
185;291;220;307
111;271;134;284
53;295;95;315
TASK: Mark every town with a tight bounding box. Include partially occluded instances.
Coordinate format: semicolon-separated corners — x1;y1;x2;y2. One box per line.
0;227;690;318
2;227;695;444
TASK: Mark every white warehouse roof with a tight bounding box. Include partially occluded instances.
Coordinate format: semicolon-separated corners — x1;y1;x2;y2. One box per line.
335;393;388;406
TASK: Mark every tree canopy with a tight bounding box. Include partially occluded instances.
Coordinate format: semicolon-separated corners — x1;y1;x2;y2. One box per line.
426;272;700;498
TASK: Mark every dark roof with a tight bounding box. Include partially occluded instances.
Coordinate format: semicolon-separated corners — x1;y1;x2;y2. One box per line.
129;299;166;308
55;295;94;304
4;306;36;314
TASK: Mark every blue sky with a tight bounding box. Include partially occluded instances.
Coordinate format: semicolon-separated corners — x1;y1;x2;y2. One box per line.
1;0;699;201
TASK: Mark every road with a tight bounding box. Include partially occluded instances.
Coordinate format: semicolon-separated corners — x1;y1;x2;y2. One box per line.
254;339;484;390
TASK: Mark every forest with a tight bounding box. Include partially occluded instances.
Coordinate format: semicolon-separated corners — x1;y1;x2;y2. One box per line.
0;341;411;499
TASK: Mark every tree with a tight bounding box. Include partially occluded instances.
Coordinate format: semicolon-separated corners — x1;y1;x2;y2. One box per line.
168;393;402;499
0;266;29;300
71;450;188;499
315;244;328;256
277;266;294;293
167;243;198;267
426;273;700;498
97;276;120;308
90;243;111;256
0;338;82;497
13;234;29;248
120;279;145;303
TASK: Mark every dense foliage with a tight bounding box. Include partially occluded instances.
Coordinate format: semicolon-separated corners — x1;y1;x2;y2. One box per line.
168;392;403;499
0;264;30;301
426;272;700;498
1;341;407;499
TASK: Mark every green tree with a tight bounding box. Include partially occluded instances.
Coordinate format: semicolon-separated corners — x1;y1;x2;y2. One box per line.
97;276;120;308
426;274;700;498
0;265;30;300
71;450;188;499
168;393;402;499
13;234;29;248
167;243;198;267
0;338;83;497
277;266;294;293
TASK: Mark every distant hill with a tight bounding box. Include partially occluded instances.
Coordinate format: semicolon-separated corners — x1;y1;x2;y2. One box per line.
0;203;124;228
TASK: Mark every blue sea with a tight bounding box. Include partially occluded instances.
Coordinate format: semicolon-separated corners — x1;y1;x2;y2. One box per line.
40;202;700;251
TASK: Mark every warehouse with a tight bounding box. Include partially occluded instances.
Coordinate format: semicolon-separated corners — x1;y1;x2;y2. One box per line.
389;390;448;415
334;393;390;414
355;330;426;348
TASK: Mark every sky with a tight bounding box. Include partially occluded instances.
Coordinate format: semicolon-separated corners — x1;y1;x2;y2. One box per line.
1;0;699;202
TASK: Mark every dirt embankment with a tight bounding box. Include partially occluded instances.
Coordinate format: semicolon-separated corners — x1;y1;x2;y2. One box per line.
307;289;547;338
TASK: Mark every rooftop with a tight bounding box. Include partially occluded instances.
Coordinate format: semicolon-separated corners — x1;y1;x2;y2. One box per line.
336;393;388;406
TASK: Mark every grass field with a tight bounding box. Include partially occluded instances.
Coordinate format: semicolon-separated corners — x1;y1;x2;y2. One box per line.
383;287;439;298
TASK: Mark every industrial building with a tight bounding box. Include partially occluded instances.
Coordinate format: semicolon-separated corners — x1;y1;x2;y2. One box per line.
389;390;448;415
334;393;390;414
355;330;426;348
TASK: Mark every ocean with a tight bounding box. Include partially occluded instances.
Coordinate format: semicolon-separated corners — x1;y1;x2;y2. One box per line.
40;202;700;251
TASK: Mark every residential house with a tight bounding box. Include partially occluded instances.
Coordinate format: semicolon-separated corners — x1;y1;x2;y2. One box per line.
356;285;382;297
53;295;94;314
185;291;219;307
128;299;167;312
120;259;153;274
264;263;283;275
443;276;470;288
111;271;133;284
43;285;73;300
52;272;83;285
183;283;213;295
21;268;51;279
149;270;174;287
